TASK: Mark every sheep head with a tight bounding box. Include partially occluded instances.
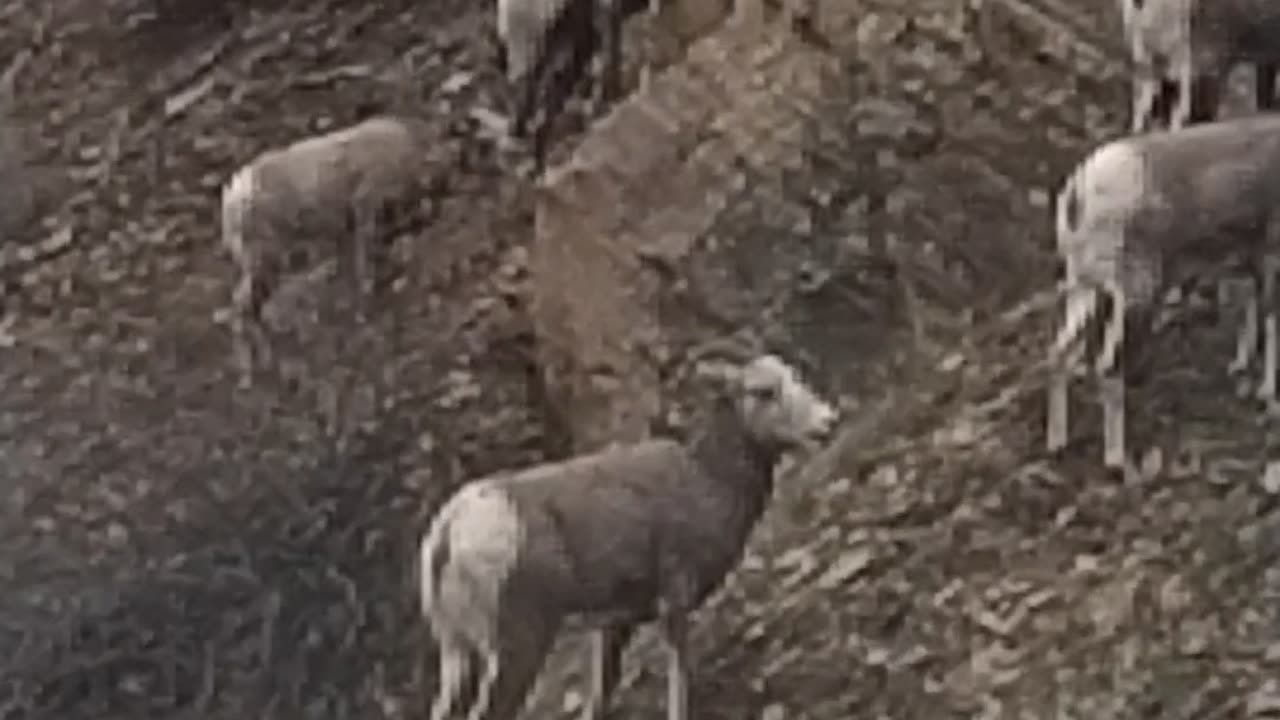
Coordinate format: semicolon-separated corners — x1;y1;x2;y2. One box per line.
692;338;838;451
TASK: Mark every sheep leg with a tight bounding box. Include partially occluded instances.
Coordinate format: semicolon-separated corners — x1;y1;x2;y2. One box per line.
351;205;377;322
1192;70;1225;123
528;58;566;173
1152;77;1179;129
464;648;502;720
1047;287;1091;452
512;28;562;142
1046;338;1084;453
582;622;636;720
511;75;536;140
1094;287;1125;376
531;30;598;173
510;9;563;141
1046;365;1070;453
555;10;603;119
1052;284;1098;359
1171;60;1192;129
473;617;560;720
1131;65;1162;133
492;30;509;77
639;0;662;94
1257;62;1277;111
1100;371;1127;470
230;312;255;389
1169;53;1227;129
429;640;471;720
1096;287;1127;469
1256;255;1279;402
231;269;273;387
598;0;623;105
1228;275;1259;375
659;604;690;720
1176;67;1225;128
1047;284;1098;452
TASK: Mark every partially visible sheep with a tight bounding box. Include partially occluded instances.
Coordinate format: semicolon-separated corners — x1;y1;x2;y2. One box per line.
419;351;837;720
219;115;434;383
496;0;653;169
496;0;734;170
1046;114;1280;468
1120;0;1280;132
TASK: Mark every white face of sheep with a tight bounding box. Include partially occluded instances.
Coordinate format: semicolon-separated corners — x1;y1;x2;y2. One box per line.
735;355;838;450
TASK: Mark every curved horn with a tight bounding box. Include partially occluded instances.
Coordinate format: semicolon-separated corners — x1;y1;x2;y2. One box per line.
687;333;761;365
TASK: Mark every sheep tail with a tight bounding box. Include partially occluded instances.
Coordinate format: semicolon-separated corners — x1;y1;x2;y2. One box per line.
220;164;257;262
1054;170;1079;247
418;482;524;630
419;500;456;618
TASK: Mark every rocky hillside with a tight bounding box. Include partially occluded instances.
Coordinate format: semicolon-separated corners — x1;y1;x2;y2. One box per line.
1;0;1278;719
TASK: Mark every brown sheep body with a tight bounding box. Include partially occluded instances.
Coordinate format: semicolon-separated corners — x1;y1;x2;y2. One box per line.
219;115;432;382
419;353;838;720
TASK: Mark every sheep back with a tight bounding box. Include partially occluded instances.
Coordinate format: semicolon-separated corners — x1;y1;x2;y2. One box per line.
1131;116;1280;261
484;436;765;620
1059;115;1280;299
221;117;426;264
1192;0;1280;65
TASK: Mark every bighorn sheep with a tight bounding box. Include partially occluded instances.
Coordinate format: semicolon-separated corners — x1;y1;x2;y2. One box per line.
495;0;736;169
419;351;838;720
1046;114;1280;468
218;115;433;383
496;0;659;168
1120;0;1280;132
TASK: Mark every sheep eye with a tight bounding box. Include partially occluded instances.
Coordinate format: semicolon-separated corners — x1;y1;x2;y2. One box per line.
747;385;777;402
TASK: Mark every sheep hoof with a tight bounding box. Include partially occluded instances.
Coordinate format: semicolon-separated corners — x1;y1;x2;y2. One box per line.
1265;398;1280;418
1116;459;1143;485
512;157;540;181
1256;382;1278;403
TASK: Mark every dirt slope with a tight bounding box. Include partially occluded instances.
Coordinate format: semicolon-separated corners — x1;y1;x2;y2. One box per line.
1;0;1279;719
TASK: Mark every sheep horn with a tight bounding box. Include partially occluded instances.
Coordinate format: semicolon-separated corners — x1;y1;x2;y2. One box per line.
692;358;741;388
687;334;760;366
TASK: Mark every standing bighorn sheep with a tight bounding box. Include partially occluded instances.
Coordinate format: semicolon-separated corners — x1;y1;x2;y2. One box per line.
496;0;660;168
419;351;837;720
219;115;433;383
495;0;737;170
1047;113;1280;468
1120;0;1280;132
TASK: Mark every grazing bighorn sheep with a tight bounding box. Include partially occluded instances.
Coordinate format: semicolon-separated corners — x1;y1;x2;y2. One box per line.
419;351;838;720
219;115;433;382
1046;114;1280;468
1120;0;1280;132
